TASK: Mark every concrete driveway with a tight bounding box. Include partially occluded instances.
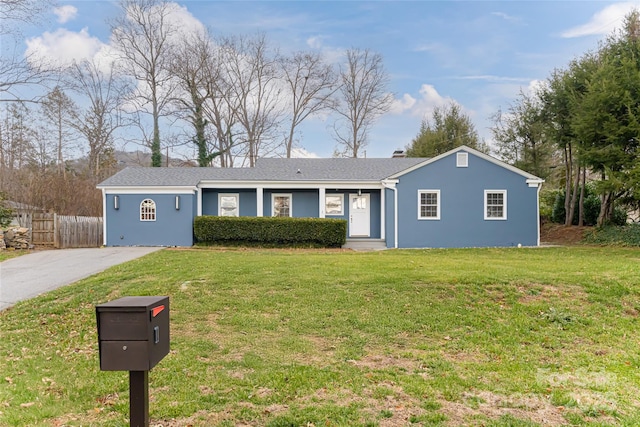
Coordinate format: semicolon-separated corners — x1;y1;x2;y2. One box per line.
0;247;162;311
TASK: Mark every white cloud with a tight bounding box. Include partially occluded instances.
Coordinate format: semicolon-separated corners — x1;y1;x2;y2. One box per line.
25;28;106;67
117;2;205;43
526;79;546;95
291;147;320;158
562;2;638;38
163;2;205;39
390;93;416;114
491;11;520;23
305;35;344;64
306;36;324;50
54;5;78;23
25;2;206;70
390;84;454;118
413;42;441;52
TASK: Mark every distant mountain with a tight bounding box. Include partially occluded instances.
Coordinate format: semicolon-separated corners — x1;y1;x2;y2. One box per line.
114;151;197;168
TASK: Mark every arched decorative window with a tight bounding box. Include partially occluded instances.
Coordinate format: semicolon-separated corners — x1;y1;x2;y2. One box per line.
140;199;157;221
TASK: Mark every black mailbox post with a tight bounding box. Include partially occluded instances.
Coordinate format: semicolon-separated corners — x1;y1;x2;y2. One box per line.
96;296;169;427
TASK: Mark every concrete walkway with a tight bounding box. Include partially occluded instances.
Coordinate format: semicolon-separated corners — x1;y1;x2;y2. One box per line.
0;247;162;311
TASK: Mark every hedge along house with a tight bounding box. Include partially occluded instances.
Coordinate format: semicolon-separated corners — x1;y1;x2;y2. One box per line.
97;146;544;249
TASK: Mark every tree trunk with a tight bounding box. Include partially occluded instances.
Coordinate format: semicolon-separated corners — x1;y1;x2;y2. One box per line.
286;125;295;158
597;192;613;227
578;166;586;226
151;87;161;167
568;163;580;226
563;144;573;225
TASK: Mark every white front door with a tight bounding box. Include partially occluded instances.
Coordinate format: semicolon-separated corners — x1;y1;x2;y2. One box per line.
349;194;370;237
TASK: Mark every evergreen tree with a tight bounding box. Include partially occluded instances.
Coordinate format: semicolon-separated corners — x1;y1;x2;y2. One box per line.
406;102;485;157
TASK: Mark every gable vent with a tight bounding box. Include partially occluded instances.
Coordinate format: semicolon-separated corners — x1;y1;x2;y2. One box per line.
457;152;468;167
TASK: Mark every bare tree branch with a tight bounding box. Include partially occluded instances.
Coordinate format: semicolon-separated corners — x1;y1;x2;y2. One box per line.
332;48;393;158
67;59;128;176
221;34;284;166
280;51;338;157
111;0;178;167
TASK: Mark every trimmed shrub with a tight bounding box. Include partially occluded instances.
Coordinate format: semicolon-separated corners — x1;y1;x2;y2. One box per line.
194;216;347;247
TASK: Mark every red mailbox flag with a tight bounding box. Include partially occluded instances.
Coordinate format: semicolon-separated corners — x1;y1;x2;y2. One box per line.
151;305;165;318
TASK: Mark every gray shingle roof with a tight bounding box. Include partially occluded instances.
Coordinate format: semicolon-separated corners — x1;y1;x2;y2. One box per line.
97;157;428;187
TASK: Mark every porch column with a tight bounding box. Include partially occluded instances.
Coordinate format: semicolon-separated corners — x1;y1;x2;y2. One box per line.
196;187;202;216
380;188;385;240
256;187;264;217
319;187;326;218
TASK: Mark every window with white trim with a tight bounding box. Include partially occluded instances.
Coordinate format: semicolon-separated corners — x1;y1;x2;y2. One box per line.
272;194;292;217
418;190;440;220
325;194;344;215
457;152;468;167
140;198;156;221
218;193;239;217
484;190;507;220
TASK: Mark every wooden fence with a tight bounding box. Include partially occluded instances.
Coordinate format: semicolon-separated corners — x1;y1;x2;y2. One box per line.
24;213;103;248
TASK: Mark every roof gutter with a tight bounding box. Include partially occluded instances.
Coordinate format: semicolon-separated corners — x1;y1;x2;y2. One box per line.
381;179;399;249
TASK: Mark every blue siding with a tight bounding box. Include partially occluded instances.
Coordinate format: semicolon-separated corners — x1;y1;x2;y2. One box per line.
263;190;319;217
106;193;195;246
384;188;396;248
199;188;382;239
326;191;381;239
394;151;539;248
368;191;382;239
202;189;257;216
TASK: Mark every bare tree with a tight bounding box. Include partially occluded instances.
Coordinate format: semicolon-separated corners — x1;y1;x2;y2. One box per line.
0;52;55;103
67;59;127;176
221;34;284;166
0;0;56;103
169;31;216;167
111;0;178;167
0;103;35;173
0;103;38;205
280;51;338;158
0;0;52;33
332;48;393;158
40;87;78;177
201;38;241;167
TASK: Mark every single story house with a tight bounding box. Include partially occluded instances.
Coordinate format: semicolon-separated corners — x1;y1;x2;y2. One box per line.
97;146;544;249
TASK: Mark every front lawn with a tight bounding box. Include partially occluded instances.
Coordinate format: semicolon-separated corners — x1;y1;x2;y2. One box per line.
1;247;640;426
0;249;28;262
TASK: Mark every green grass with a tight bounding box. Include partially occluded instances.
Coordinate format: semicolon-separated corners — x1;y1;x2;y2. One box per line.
2;246;640;426
0;249;28;262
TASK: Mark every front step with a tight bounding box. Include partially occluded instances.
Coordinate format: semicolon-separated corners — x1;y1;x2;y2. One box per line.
342;239;387;251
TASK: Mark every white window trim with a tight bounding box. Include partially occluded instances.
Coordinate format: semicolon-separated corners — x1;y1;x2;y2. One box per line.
218;193;240;217
140;198;156;222
457;152;468;167
325;193;344;216
484;190;507;220
272;193;292;217
418;190;440;220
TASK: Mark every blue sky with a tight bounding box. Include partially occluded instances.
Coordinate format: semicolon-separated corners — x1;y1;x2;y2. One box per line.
12;1;640;159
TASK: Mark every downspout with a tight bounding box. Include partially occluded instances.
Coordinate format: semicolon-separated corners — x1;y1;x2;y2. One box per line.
536;182;543;247
101;188;107;246
382;180;398;249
